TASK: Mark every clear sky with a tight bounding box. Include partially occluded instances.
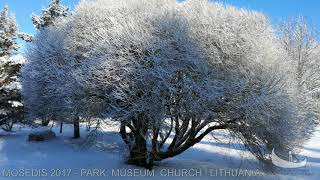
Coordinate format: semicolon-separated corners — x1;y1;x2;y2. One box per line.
1;0;319;52
0;0;79;36
216;0;320;27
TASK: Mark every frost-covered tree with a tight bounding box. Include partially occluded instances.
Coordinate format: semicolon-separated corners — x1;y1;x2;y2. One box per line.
278;16;320;123
22;0;316;169
0;6;19;56
22;19;76;134
0;6;24;131
32;0;69;30
18;33;33;43
30;0;70;130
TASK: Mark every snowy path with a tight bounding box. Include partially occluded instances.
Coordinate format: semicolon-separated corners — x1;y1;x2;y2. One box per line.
0;123;318;180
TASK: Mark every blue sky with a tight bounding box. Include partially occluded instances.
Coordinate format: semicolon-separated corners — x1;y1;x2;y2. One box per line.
1;0;319;52
1;0;79;36
217;0;320;27
0;0;79;52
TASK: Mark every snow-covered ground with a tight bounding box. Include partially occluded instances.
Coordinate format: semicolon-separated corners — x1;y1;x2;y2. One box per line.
0;121;319;180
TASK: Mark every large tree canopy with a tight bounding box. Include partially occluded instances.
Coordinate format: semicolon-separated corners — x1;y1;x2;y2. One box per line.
22;0;316;169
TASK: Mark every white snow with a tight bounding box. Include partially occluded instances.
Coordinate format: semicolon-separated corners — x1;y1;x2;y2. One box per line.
0;55;26;66
8;101;23;107
0;82;21;91
0;122;318;180
9;55;25;65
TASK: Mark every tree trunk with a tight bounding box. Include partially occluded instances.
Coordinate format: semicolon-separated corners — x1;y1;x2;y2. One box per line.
120;117;153;169
60;122;63;133
73;116;80;138
127;131;152;169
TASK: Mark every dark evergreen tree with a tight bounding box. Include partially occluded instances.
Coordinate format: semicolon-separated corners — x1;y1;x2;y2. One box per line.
0;6;24;131
32;0;69;30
